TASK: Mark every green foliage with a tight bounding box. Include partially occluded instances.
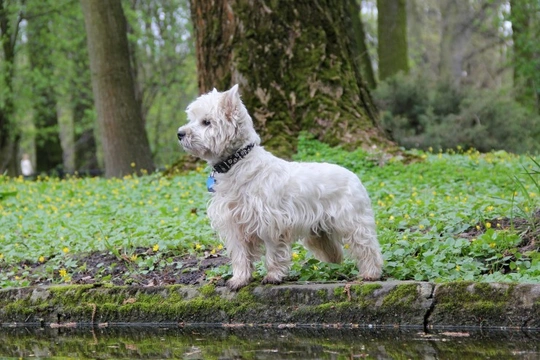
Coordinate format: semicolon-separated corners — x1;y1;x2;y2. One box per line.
374;73;540;154
0;138;539;287
123;0;198;167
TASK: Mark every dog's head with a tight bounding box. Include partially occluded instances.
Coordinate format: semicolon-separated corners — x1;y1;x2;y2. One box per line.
177;85;260;164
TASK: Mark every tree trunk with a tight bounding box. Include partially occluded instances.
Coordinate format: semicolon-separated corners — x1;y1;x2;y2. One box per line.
190;0;390;157
0;0;20;175
438;0;473;86
349;0;377;89
27;4;64;174
81;0;154;177
377;0;409;81
510;0;539;111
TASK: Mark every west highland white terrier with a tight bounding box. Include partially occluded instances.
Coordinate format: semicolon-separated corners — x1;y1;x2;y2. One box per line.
177;85;383;290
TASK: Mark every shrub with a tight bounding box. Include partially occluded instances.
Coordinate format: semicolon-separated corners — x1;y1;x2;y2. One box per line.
373;74;540;153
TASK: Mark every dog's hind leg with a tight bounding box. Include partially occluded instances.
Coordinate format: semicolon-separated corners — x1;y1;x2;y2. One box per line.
303;231;343;264
262;233;292;285
343;218;383;280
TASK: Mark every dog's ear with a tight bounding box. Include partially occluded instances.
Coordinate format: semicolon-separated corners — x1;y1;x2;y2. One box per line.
221;84;241;121
212;88;218;94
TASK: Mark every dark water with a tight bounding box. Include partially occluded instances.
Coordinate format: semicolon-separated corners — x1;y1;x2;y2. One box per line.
0;325;538;359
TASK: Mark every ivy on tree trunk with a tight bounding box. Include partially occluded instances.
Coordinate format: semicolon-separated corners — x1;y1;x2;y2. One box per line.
190;0;390;157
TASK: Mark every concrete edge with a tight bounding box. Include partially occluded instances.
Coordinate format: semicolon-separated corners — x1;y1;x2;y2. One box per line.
0;281;539;330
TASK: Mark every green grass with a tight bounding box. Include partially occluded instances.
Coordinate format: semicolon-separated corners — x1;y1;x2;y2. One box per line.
0;137;539;288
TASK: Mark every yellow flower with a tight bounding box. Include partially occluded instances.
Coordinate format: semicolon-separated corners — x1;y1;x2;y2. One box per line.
344;243;350;249
489;242;496;248
130;254;138;261
39;256;45;263
486;206;494;212
211;248;217;255
389;215;395;221
418;224;425;230
485;222;492;229
62;247;69;254
153;244;159;252
195;243;202;250
217;244;224;250
0;253;3;260
59;268;67;277
292;252;299;260
456;265;461;271
130;162;136;168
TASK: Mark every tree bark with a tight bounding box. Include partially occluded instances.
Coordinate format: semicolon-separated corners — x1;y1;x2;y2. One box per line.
81;0;154;177
190;0;390;157
377;0;409;81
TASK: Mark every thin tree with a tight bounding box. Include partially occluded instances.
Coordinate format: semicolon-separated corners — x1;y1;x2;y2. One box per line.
27;0;64;173
189;0;391;157
349;0;377;89
81;0;154;177
511;0;540;111
377;0;409;81
0;0;21;175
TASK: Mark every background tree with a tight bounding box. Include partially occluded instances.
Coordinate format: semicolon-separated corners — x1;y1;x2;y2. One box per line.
26;0;64;173
377;0;409;81
349;0;377;89
81;0;154;177
190;0;390;157
124;0;197;166
511;0;540;111
0;0;21;175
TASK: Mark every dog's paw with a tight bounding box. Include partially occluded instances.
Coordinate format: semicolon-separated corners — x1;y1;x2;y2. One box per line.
226;277;251;291
261;275;283;285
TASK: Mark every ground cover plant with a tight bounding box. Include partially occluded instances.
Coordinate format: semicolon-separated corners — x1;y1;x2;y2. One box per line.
0;137;539;288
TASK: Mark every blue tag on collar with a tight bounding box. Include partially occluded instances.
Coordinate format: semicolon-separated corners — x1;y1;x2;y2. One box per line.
207;173;216;192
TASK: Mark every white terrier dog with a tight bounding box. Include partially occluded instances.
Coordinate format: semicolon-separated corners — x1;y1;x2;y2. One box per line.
177;85;383;290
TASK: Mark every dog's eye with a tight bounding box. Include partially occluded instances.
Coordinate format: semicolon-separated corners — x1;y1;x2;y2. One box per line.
202;119;211;126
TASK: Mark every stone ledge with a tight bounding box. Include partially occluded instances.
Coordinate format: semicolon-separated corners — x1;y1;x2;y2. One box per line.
0;281;538;330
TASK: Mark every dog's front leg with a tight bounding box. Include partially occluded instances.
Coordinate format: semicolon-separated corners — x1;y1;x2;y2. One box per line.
225;234;260;291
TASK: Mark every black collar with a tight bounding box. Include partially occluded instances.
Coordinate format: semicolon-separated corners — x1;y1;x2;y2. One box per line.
213;143;255;173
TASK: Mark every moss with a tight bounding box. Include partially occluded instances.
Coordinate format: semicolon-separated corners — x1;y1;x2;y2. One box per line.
199;284;217;298
434;282;516;321
382;283;418;308
352;283;382;297
333;287;347;302
316;288;328;301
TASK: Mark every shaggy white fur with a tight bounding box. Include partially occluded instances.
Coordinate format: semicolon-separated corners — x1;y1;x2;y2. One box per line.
177;85;383;290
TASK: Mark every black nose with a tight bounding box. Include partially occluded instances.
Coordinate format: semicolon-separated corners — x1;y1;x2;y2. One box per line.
177;131;186;140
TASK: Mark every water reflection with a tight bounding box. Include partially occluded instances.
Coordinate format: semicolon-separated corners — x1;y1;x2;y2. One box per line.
0;325;538;359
